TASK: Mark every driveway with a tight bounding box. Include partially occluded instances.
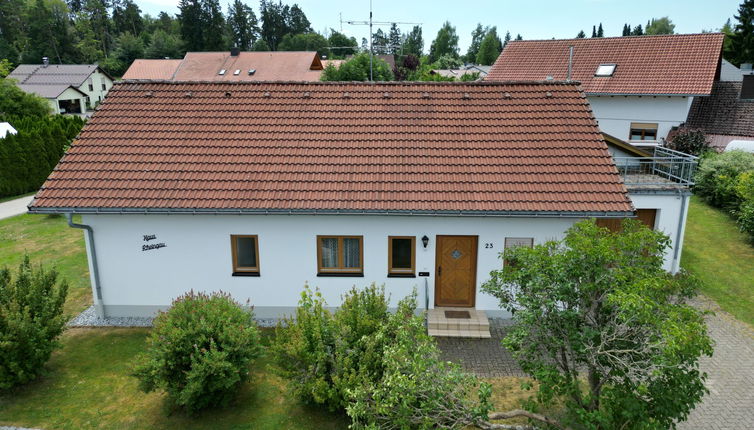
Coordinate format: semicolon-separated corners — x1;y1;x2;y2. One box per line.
437;296;754;429
0;195;33;220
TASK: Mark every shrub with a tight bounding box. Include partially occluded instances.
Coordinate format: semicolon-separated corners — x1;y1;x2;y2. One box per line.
668;129;710;156
346;298;493;429
738;200;754;238
694;150;754;211
271;283;391;410
0;256;68;389
132;291;261;412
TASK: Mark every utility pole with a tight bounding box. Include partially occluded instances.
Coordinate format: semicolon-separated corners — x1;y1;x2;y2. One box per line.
340;1;421;81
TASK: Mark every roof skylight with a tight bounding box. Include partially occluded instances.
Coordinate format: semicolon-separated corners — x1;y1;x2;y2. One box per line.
218;69;226;75
233;69;241;75
595;64;616;77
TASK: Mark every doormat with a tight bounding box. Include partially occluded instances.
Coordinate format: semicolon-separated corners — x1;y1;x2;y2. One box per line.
444;310;471;319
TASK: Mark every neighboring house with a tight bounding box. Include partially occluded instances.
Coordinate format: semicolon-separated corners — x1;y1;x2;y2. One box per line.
29;80;692;321
719;59;754;82
122;50;325;81
7;59;114;113
430;65;490;80
674;75;754;151
0;122;18;138
486;33;725;146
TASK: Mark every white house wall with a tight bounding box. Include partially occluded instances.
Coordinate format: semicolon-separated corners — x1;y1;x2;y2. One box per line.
629;191;690;273
81;214;580;318
588;95;694;143
77;69;114;108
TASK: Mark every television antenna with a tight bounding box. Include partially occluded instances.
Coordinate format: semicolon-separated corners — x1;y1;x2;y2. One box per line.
340;1;421;81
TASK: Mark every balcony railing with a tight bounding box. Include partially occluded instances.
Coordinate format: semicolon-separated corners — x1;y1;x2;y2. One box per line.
614;147;697;189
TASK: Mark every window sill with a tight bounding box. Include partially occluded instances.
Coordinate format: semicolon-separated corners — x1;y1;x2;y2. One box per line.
387;273;416;278
317;273;364;277
232;272;260;277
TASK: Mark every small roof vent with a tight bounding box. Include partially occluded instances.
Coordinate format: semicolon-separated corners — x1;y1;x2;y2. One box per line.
263;91;271;98
303;92;310;98
144;91;154;98
184;92;193;98
422;92;430;99
545;75;554;81
233;69;240;75
462;92;470;99
248;69;256;75
595;63;616;77
343;92;351;98
224;91;232;98
218;69;226;75
383;92;391;98
545;91;553;98
503;92;512;99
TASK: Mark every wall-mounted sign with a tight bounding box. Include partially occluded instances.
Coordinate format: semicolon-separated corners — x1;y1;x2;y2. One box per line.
142;234;166;251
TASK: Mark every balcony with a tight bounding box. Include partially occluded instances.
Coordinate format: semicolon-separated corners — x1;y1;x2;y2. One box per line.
614;147;697;191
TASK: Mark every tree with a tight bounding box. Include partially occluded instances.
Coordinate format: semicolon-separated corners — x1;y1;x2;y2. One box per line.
515;33;522;40
591;25;597;37
722;18;736;63
0;0;27;62
597;22;604;37
465;23;485;63
645;17;676;35
178;0;203;51
429;21;459;62
320;52;393;81
110;32;144;75
730;0;754;66
0;59;12;78
632;24;644;36
145;29;184;59
401;25;423;56
112;0;143;36
251;38;270;51
371;28;389;55
278;32;328;57
576;30;586;38
0;78;51;118
227;0;258;50
387;23;402;55
482;219;713;430
23;0;77;64
622;23;631;36
286;4;310;34
201;0;225;50
82;0;112;56
259;0;289;50
503;31;511;47
475;27;502;66
327;29;357;58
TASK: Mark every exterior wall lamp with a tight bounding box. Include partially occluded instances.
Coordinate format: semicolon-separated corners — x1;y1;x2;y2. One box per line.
421;235;429;248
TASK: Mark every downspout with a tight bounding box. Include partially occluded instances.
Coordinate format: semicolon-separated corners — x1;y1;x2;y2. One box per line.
672;191;689;273
67;213;105;317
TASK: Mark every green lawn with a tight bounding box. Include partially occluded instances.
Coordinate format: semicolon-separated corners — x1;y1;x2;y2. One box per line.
682;196;754;327
0;213;92;315
0;328;350;430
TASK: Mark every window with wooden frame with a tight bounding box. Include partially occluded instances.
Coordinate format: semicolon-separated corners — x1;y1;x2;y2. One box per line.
503;237;534;267
629;123;658;141
230;235;260;276
388;236;415;276
317;235;363;276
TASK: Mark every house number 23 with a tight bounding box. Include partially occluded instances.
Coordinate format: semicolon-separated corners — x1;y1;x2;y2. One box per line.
484;243;494;249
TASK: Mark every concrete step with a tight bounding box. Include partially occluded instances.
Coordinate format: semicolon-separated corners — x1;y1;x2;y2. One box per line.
427;307;492;339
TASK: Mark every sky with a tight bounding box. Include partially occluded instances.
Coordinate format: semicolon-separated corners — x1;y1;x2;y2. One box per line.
138;0;742;54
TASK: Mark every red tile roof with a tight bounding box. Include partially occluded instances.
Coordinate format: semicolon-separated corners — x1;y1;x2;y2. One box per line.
29;81;633;215
487;33;724;95
122;59;182;80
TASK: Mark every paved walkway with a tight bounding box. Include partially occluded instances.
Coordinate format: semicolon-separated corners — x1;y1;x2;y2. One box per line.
0;195;33;220
437;298;754;429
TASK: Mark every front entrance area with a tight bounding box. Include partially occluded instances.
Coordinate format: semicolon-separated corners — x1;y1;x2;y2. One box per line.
435;235;478;307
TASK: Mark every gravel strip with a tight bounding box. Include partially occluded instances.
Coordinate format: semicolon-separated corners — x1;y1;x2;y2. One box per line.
67;305;281;328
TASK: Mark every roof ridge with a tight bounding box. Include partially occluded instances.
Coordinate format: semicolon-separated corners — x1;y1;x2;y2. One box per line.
114;79;583;87
506;32;724;44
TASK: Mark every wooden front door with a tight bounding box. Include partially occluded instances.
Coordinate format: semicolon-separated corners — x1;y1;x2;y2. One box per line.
435;235;478;307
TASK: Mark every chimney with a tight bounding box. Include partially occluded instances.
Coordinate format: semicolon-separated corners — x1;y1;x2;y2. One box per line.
230;47;240;56
42;57;49;67
567;46;574;82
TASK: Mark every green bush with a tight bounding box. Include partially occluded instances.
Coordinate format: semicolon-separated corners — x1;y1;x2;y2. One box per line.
132;291;261;412
668;129;711;156
738;200;754;238
320;52;393;81
271;284;391;410
0;256;68;389
694;150;754;212
346;299;492;429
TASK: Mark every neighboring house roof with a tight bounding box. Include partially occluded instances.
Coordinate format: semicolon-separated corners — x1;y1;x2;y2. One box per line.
486;33;725;95
0;122;17;138
30;81;632;215
16;83;87;99
430;69;484;80
173;51;323;81
602;133;651;157
8;64;110;89
122;59;182;80
685;81;754;137
706;134;754;151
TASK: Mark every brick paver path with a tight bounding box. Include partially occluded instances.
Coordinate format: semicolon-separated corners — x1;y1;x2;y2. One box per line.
437;297;754;429
679;297;754;429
